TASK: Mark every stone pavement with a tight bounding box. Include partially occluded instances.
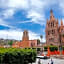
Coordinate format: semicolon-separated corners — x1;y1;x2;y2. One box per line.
32;58;64;64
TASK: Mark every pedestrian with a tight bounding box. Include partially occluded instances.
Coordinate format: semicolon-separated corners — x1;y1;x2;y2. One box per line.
51;58;53;64
48;63;49;64
38;58;41;64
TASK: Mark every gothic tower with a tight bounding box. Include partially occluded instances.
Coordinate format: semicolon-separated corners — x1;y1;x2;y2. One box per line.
46;10;60;46
22;30;29;41
59;19;64;45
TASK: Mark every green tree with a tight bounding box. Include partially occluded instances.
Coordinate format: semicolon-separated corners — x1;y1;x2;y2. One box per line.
8;40;13;46
40;35;43;43
40;35;43;40
37;39;40;45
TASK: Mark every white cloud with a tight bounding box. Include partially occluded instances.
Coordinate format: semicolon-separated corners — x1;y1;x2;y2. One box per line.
0;0;29;9
8;0;29;9
0;18;14;28
27;10;45;25
29;31;40;40
0;0;50;25
0;30;22;40
26;0;58;25
18;21;32;23
0;0;59;25
2;9;15;19
0;0;8;8
59;0;64;15
26;0;46;25
0;18;9;26
0;0;29;19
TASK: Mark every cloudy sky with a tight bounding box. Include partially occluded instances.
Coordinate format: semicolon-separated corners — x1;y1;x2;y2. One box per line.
0;0;64;42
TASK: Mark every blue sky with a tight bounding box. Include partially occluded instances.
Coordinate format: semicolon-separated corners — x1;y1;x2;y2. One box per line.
0;0;64;42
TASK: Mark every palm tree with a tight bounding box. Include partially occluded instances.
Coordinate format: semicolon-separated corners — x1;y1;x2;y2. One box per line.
40;35;43;41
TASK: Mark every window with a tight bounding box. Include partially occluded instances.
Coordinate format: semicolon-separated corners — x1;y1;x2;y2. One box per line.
51;22;52;27
48;23;50;27
52;30;54;34
53;22;54;27
31;43;33;47
31;42;35;47
51;22;54;27
49;38;54;42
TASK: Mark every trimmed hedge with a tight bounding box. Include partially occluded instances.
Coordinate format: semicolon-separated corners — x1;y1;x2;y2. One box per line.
37;48;41;51
49;46;58;51
44;46;58;51
62;46;64;50
0;48;37;64
44;46;47;51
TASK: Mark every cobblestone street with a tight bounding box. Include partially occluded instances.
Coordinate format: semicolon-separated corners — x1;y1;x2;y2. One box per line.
32;58;64;64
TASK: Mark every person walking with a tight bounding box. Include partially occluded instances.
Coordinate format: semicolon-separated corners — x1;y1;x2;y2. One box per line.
51;58;53;64
48;63;49;64
38;58;41;64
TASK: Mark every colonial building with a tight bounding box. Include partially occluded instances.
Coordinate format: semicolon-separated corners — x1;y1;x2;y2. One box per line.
46;10;64;46
12;30;39;48
59;20;64;45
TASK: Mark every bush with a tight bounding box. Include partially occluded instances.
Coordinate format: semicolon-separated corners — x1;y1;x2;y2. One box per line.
44;46;58;52
49;46;58;51
0;48;37;64
37;48;41;51
44;46;48;51
62;46;64;50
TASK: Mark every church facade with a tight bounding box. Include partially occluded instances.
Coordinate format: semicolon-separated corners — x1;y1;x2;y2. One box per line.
12;30;38;48
46;10;64;46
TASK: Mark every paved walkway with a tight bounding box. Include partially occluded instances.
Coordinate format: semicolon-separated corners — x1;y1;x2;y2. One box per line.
32;58;64;64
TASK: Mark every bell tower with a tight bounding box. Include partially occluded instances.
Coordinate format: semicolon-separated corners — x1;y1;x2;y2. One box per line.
46;10;59;46
22;30;29;41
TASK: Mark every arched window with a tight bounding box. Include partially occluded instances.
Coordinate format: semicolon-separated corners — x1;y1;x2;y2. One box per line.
51;22;52;27
53;22;54;27
52;30;54;34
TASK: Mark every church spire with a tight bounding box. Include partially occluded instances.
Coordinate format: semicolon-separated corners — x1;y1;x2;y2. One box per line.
56;19;58;27
61;19;63;26
50;9;54;19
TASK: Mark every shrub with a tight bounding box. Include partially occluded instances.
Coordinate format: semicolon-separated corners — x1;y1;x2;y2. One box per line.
62;46;64;50
0;48;37;64
44;46;58;52
49;46;58;51
37;48;41;51
44;46;48;51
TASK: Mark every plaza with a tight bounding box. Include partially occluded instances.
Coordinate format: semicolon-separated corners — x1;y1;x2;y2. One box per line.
32;57;64;64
